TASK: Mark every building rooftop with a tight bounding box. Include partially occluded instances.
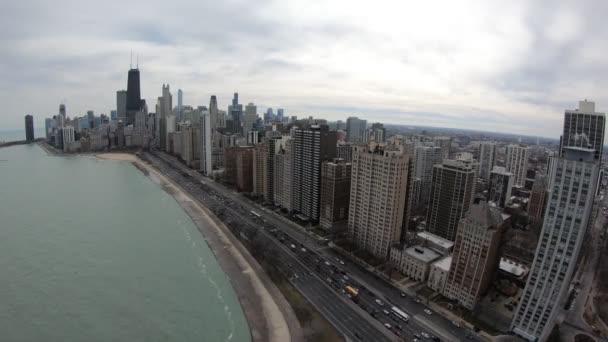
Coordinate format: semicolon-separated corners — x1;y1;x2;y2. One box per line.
432;255;452;272
417;231;454;250
405;245;441;263
499;257;529;278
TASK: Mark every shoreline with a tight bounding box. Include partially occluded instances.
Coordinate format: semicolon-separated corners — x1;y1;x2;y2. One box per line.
131;157;300;342
37;144;302;342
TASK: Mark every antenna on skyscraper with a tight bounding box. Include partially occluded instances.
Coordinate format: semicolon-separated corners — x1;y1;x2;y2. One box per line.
136;53;139;68
130;50;133;69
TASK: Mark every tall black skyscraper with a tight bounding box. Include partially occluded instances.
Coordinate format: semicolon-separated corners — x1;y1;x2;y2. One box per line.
229;92;242;135
25;115;34;141
126;68;142;125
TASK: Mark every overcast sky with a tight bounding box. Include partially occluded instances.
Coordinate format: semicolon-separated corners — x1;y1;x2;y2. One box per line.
1;0;606;137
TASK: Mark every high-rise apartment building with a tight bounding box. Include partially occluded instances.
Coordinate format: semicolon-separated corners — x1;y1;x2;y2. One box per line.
444;202;508;310
487;166;513;208
346;117;367;143
319;159;352;231
505;144;530;187
348;143;409;259
116;90;127;123
364;123;386;143
561;100;605;161
528;174;548;222
200;112;212;175
177;88;183;119
292;125;337;222
274;139;293;210
511;101;604;342
25;115;34;141
252;142;267;198
426;158;476;241
415;145;443;208
243;103;258;137
336;143;352;162
478;142;496;181
433;136;452;159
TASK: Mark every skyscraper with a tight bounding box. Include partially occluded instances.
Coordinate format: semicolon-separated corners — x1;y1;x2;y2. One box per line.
433;136;452;159
478;142;496;181
320;159;351;231
116;90;127;123
348;143;409;259
561;100;605;161
444;202;508;310
59;104;66;118
200;112;212;175
511;101;604;342
505;144;529;187
177;88;183;119
528;174;548;223
228;92;243;135
243;103;258;137
126;67;142;125
487;166;514;208
415;145;444;208
346;117;367;143
274;139;293;211
426;158;476;241
363;123;386;143
25;115;34;141
292;125;337;222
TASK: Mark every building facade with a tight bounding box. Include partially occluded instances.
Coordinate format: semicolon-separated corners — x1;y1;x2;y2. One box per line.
511;101;604;342
348;143;409;259
292;126;337;222
346;117;367;143
444;202;508;310
487;166;514;208
415;145;444;208
505;144;530;187
319;159;352;231
426;158;476;241
528;174;548;222
25;115;34;141
478;142;496;181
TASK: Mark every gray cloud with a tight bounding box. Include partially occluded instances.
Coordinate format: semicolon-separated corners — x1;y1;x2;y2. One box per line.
0;0;607;138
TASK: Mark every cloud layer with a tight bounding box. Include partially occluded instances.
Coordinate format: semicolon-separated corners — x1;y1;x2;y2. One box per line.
1;0;607;137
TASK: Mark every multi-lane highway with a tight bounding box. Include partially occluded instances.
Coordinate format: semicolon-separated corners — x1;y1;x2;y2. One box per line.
141;150;480;341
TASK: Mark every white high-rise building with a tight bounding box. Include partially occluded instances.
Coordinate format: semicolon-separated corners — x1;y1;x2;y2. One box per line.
478;142;496;181
200;112;213;175
348;143;410;259
243;103;258;137
177;89;183;119
511;101;604;342
505;144;529;187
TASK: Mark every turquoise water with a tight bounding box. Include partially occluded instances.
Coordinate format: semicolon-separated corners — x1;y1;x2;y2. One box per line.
0;144;250;342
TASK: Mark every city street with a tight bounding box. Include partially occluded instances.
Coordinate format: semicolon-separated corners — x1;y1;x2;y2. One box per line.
141;151;397;342
563;191;608;341
145;150;480;341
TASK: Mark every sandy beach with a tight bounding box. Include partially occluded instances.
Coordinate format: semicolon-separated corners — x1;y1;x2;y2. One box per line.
95;153;137;161
130;157;301;342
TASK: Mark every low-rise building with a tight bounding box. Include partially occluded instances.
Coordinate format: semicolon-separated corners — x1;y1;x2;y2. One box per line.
427;255;452;294
416;231;454;255
390;245;441;281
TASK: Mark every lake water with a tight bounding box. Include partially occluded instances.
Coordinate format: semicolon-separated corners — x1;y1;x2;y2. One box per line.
0;144;250;342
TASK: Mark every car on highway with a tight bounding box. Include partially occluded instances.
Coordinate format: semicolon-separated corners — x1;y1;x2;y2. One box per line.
424;309;433;315
452;320;461;327
375;299;384;306
383;309;390;315
421;332;430;338
383;323;391;329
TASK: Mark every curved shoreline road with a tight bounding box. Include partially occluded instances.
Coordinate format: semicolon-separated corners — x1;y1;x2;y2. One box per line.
142;151;397;342
97;152;302;342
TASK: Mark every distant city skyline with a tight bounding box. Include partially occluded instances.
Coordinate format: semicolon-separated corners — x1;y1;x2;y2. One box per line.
2;0;608;137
